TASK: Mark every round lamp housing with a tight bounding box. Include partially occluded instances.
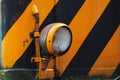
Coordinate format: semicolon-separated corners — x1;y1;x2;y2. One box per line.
40;23;72;57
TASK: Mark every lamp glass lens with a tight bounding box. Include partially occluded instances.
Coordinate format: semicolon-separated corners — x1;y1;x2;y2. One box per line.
53;27;71;54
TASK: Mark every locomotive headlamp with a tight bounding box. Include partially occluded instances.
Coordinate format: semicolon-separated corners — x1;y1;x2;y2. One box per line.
31;5;72;79
40;23;72;56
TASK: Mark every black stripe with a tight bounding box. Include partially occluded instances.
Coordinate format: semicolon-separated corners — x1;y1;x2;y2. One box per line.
39;0;85;31
13;41;36;69
63;0;120;77
11;41;37;80
1;0;31;39
12;0;85;79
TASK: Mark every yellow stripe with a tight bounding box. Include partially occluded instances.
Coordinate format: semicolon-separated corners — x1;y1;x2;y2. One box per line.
2;0;58;67
89;25;120;77
56;0;110;73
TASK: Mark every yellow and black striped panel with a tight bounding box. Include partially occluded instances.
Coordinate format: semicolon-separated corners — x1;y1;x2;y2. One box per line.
10;0;85;69
57;0;111;74
89;25;120;77
2;0;58;67
2;0;58;79
61;0;120;78
1;0;31;38
1;0;120;79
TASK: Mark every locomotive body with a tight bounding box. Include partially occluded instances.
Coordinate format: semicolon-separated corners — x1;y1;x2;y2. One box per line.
1;0;120;79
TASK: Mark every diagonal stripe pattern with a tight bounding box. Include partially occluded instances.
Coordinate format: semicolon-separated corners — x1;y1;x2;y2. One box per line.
1;0;120;78
1;0;31;39
89;25;120;77
2;0;58;67
13;0;85;68
56;0;110;76
62;0;119;77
